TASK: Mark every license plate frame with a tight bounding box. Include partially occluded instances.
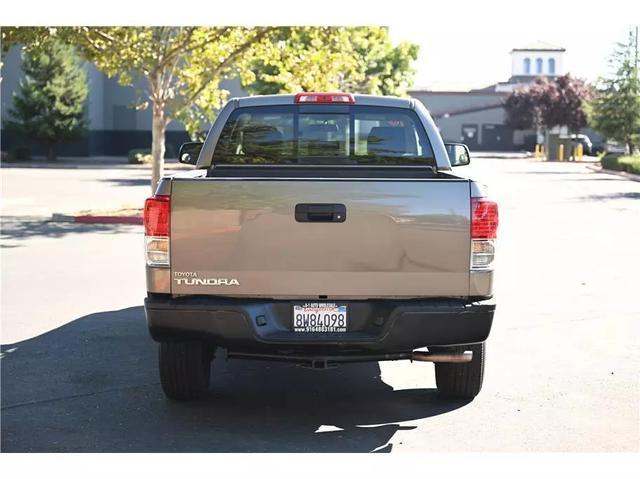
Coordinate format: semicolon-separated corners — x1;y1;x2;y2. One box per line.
292;302;348;333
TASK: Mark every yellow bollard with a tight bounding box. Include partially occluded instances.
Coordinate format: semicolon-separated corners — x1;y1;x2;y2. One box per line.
535;144;540;158
558;144;564;161
576;143;583;161
541;144;545;159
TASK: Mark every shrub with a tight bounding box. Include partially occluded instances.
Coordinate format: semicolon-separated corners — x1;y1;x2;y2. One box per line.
618;155;640;174
600;153;640;175
6;146;32;162
127;145;177;164
128;148;152;164
600;153;620;170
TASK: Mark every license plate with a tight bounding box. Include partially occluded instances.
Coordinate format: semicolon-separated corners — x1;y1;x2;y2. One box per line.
293;303;347;333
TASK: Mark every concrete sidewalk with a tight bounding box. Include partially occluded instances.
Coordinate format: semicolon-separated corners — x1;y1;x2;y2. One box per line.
471;151;532;159
1;167;158;217
471;151;601;163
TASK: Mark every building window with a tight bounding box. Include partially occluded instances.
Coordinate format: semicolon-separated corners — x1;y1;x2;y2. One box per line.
548;58;556;75
524;57;531;74
536;58;543;74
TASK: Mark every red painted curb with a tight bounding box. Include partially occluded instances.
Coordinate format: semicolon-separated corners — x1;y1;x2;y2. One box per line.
74;215;143;225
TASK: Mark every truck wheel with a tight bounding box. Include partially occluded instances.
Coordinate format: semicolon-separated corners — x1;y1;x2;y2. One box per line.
434;342;485;399
159;341;213;400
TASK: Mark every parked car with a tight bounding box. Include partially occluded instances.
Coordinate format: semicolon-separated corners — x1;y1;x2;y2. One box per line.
570;134;593;156
143;93;498;401
604;141;628;155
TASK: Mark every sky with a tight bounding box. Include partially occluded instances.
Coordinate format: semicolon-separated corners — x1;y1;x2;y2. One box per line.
388;3;639;90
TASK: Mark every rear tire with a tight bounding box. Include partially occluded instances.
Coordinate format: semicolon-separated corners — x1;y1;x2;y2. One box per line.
159;341;213;400
434;342;485;399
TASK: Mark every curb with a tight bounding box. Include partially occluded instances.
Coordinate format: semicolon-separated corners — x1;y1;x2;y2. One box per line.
2;163;189;170
586;164;640;182
51;213;143;225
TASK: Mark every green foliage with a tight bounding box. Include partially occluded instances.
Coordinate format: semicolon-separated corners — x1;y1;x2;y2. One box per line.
600;153;640;174
1;27;58;59
244;27;365;94
619;155;640;174
70;27;275;138
128;148;153;164
243;27;418;97
65;26;276;190
590;28;640;153
127;145;175;163
8;27;417;188
7;39;88;161
600;152;621;170
344;27;419;96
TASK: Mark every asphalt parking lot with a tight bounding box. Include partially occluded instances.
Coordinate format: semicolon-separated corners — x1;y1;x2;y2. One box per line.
1;157;639;452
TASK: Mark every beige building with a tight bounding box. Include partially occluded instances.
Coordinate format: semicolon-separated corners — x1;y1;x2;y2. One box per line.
409;42;570;151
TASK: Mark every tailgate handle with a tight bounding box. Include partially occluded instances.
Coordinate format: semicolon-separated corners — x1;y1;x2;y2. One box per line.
295;203;346;223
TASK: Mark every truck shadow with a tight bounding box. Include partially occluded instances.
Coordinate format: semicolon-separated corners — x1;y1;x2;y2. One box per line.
1;306;470;453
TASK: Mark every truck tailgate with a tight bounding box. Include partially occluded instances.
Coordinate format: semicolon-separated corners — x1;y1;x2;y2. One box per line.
170;178;471;298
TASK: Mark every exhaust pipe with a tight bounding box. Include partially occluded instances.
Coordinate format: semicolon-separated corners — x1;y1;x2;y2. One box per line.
411;350;473;363
227;351;473;366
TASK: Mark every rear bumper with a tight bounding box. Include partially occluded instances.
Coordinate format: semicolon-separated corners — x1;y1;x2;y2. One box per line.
145;295;495;354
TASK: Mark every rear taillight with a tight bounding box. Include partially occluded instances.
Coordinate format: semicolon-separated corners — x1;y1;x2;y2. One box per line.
294;92;355;104
471;198;498;239
144;195;170;236
144;195;170;267
471;198;498;270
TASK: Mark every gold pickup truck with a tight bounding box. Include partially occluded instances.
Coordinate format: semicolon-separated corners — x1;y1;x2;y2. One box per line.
143;93;498;401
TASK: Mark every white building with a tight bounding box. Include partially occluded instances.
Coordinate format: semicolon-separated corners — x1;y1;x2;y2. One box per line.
410;41;581;150
496;41;566;92
511;41;565;77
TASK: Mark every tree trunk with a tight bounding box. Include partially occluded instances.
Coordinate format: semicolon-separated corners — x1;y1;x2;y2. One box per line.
151;104;167;194
627;138;635;155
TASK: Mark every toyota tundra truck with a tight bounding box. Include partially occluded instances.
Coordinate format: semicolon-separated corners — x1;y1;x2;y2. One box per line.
143;92;498;401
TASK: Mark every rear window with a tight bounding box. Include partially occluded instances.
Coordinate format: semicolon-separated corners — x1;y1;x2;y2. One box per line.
212;105;434;166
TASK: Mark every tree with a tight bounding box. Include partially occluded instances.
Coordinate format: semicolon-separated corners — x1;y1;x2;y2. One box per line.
5;27;418;189
536;74;591;132
69;27;275;192
7;39;88;161
1;26;57;69
504;85;542;131
504;74;591;132
342;27;419;96
590;27;640;153
244;27;368;95
244;27;418;96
